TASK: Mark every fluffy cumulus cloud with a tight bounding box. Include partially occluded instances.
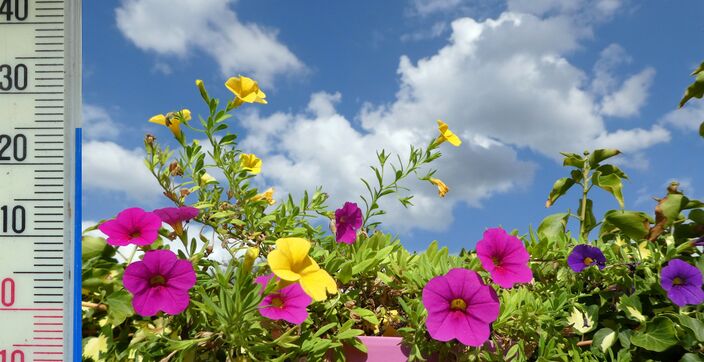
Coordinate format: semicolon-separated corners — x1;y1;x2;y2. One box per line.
661;101;704;132
115;0;304;85
239;8;669;232
82;104;160;202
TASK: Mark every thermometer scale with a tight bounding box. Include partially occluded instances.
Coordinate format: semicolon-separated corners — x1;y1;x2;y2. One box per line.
0;0;80;361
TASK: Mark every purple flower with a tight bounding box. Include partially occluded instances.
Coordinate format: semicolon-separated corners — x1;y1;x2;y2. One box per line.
255;274;312;324
153;206;199;235
476;228;533;288
567;245;606;273
661;259;704;307
694;237;704;247
334;202;363;244
422;268;500;346
98;207;162;247
122;249;196;316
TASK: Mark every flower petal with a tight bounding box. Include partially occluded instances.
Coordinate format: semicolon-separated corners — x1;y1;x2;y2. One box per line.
123;261;150;294
165;259;196;290
299;269;337;301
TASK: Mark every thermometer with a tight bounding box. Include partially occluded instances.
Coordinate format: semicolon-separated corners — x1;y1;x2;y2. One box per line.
0;0;80;361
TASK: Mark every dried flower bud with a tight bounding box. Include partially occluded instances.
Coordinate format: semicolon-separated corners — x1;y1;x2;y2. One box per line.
180;189;191;198
144;133;156;145
169;161;183;176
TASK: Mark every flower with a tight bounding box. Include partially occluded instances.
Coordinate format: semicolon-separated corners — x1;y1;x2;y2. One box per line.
152;206;199;236
429;178;449;197
225;75;267;105
254;274;312;324
122;249;196;316
267;238;338;301
243;247;260;273
334;202;363;244
422;268;500;346
251;187;276;205
476;228;533;288
149;109;191;138
200;172;216;185
567;245;606;273
98;207;162;247
435;120;462;147
694;237;704;247
240;153;262;175
660;259;704;307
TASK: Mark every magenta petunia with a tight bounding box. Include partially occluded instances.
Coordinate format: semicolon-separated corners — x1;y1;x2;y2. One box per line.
422;268;500;346
660;259;704;307
153;206;199;234
476;227;533;288
255;274;312;324
98;207;162;246
123;249;196;316
335;202;363;244
567;245;606;273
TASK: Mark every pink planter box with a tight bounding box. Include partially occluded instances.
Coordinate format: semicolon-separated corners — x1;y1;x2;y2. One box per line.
343;336;418;362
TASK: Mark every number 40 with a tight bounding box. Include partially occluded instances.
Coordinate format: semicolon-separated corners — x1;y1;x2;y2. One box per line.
0;0;28;21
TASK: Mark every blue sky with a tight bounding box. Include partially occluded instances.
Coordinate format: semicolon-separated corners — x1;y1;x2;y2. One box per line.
83;0;704;252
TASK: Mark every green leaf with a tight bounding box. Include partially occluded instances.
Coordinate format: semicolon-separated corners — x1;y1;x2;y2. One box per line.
678;315;704;342
83;335;108;361
352;308;380;325
336;328;364;340
546;178;575;208
537;213;569;242
659;194;688;226
630;316;678;352
604;210;651;240
566;305;597;334
589;149;621;166
561;152;585;168
337;262;353;284
681;353;704;362
106;290;133;326
618;294;646;323
591;327;617;354
680;69;704;108
592;172;625;208
82;236;108;260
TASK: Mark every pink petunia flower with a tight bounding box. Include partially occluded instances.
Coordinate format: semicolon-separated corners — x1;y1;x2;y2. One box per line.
255;274;312;324
335;202;363;244
98;207;162;246
152;206;199;235
123;249;196;316
422;268;500;346
476;227;533;288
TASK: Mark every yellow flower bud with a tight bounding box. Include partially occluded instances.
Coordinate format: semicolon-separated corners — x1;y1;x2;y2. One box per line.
243;247;259;273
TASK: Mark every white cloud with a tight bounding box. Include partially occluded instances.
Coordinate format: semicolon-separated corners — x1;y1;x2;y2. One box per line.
401;22;449;42
661;100;704;132
115;0;304;85
83;104;120;141
600;67;655;118
507;0;623;20
240;92;535;232
237;10;670;233
412;0;463;16
83;141;161;202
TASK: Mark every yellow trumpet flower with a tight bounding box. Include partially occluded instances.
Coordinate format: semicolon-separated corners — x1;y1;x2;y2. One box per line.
240;153;262;175
225;75;267;105
429;178;449;197
267;238;337;301
436;120;462;147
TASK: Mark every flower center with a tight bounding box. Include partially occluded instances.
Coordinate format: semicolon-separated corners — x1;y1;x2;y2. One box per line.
130;230;141;239
583;257;594;266
673;277;684;286
271;297;284;308
149;275;166;287
450;298;467;311
492;256;502;267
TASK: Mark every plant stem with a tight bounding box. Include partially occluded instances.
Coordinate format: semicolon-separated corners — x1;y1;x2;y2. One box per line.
579;155;591;242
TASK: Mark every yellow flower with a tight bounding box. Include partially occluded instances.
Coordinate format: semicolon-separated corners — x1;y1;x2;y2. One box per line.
436;120;462;147
243;247;259;273
149;109;191;138
225;75;267;105
200;172;216;185
251;187;276;205
240;153;262;175
267;238;337;301
429;178;449;197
